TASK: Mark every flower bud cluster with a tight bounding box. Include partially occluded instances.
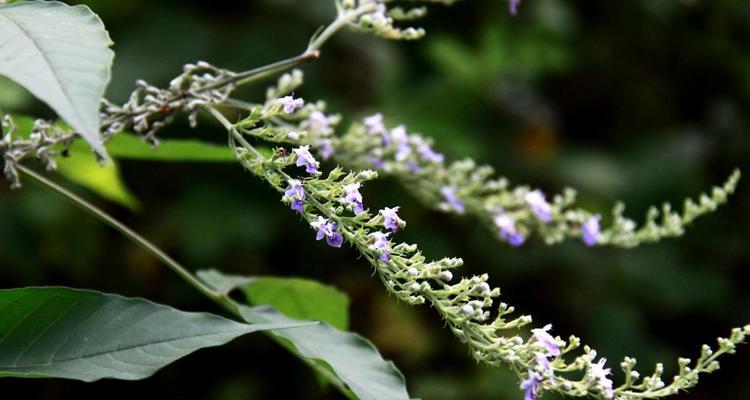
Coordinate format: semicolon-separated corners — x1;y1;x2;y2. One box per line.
220;89;750;400
328;116;740;249
100;61;239;146
1;116;76;188
341;0;426;41
2;4;746;396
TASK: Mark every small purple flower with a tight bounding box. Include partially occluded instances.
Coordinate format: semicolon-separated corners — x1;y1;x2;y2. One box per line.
588;358;615;399
307;111;331;134
405;161;421;173
310;216;344;248
390;125;412;161
391;125;408;143
278;96;304;114
493;214;525;247
370;231;391;262
509;0;521;15
441;186;465;214
582;214;601;247
284;179;305;214
525;190;553;223
364;113;385;135
531;324;560;356
380;207;405;233
343;183;365;215
520;370;542;400
318;139;334;161
417;143;444;163
535;352;553;374
293;145;320;175
365;155;385;170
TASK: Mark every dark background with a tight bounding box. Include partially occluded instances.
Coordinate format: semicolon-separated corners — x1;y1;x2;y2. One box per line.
1;0;749;398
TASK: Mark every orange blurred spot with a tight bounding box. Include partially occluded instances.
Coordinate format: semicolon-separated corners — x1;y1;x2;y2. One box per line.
517;120;557;161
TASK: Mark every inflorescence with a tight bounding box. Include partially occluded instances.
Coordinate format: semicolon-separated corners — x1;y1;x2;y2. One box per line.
211;73;749;400
1;1;746;399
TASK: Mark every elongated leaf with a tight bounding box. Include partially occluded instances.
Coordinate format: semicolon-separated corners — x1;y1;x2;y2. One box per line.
0;1;114;157
106;134;235;162
0;287;304;381
246;277;350;330
198;270;410;400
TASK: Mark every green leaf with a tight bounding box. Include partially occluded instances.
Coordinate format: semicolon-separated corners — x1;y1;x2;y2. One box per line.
58;142;140;210
0;287;305;381
246;276;350;330
239;306;408;400
198;270;410;400
105;134;235;162
0;1;114;157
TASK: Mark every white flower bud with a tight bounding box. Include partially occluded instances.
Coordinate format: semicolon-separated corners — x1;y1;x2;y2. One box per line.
475;282;491;295
438;270;453;281
460;304;474;316
407;267;418;277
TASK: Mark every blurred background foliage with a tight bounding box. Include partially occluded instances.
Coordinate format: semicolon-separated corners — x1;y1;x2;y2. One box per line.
1;0;749;398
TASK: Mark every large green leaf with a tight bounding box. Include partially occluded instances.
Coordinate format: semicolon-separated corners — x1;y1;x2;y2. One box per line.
239;306;409;400
0;1;114;157
246;276;350;330
198;270;410;400
0;287;305;381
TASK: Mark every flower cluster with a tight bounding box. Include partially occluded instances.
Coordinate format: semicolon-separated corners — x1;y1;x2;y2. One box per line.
1;117;75;188
344;0;426;41
330;115;741;250
219;86;750;400
101;61;239;145
338;0;524;43
4;4;746;396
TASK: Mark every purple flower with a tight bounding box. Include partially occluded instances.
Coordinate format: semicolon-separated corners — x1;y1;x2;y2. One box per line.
531;324;560;356
390;125;412;161
525;190;553;222
370;231;391;261
441;186;465;214
509;0;521;15
535;352;553;374
343;183;365;215
293;145;320;175
493;214;525;247
365;155;385;170
310;216;344;248
380;206;405;232
284;179;306;214
582;214;601;247
588;358;615;399
520;370;541;400
307;111;331;134
318;139;334;161
405;161;421;173
278;96;304;114
417;143;444;163
364;113;385;135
